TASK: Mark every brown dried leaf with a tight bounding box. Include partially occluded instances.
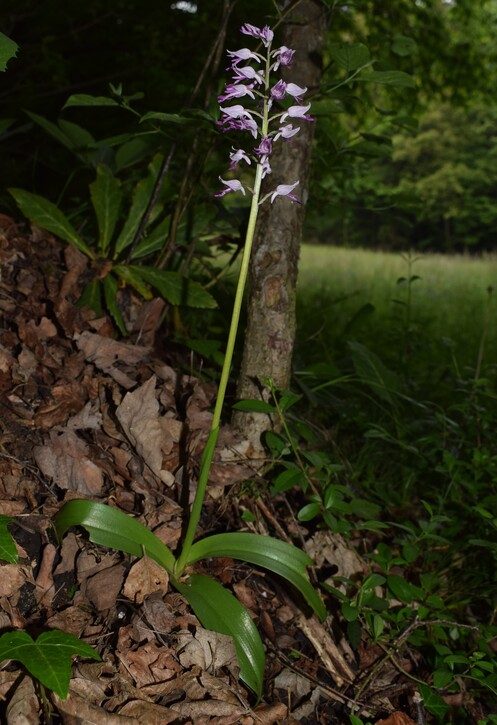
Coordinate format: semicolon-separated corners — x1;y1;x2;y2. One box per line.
123;557;169;605
33;430;104;495
5;674;40;724
35;381;87;429
177;627;239;678
376;713;418;725
85;563;126;612
76;331;151;388
116;376;177;485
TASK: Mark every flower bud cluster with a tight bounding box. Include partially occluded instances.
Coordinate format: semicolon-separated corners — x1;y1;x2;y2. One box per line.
215;23;313;204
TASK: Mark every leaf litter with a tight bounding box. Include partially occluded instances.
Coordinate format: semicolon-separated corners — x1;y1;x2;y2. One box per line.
0;216;439;723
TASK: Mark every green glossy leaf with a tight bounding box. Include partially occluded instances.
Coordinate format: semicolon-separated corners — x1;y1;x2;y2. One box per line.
0;629;100;699
130;216;170;260
387;574;417;603
176;574;264;698
187;533;326;621
53;499;176;574
127;266;217;309
360;70;415;88
103;274;126;335
272;467;306;494
90;165;122;255
77;279;103;317
0;33;18;72
232;399;276;414
57;119;95;149
8;188;94;258
0;515;17;564
114;155;163;255
113;264;153;299
139;111;190;125
297;502;321;522
63;94;120;108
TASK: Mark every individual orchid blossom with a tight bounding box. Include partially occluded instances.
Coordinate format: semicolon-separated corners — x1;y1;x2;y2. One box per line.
214;177;246;198
280;102;314;123
269;181;300;204
215;22;313;204
229;148;252;169
240;23;274;47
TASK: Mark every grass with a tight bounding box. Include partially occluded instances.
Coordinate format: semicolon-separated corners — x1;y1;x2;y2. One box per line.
296;245;497;375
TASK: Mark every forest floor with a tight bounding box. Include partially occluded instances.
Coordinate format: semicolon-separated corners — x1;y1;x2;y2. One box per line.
0;214;488;724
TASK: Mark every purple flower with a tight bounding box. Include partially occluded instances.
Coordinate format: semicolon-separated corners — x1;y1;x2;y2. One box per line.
272;46;295;70
218;83;255;103
274;123;300;141
232;65;264;85
285;83;308;103
280;102;313;123
270;181;300;204
215;177;246;198
254;136;272;157
227;48;261;65
229;148;252;169
270;80;286;100
240;24;274;48
260;157;272;178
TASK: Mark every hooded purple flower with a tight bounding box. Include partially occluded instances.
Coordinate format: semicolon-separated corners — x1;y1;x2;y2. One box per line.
240;23;274;48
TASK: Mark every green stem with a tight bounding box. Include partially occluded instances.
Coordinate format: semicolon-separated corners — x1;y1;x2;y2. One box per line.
175;162;265;577
175;42;272;578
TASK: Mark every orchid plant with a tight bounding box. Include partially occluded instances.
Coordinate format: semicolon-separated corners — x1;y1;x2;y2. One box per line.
54;23;325;699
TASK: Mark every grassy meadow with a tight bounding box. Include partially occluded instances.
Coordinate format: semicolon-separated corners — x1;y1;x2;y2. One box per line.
295;245;497;379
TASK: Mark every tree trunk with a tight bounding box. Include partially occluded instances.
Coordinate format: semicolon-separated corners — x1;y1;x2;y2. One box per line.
233;0;326;447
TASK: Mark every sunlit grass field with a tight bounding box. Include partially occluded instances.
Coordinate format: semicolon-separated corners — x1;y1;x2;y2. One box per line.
295;245;497;375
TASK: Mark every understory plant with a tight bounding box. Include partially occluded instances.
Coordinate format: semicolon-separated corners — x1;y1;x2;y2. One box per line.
53;23;325;699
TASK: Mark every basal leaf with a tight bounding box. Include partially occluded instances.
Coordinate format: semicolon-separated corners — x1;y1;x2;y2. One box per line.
127;266;217;309
63;94;120;109
113;264;153;299
0;515;18;564
187;533;326;620
0;33;18;72
90;165;122;255
176;574;265;699
0;629;100;699
77;279;103;317
53;499;176;574
130;216;170;260
8;188;94;258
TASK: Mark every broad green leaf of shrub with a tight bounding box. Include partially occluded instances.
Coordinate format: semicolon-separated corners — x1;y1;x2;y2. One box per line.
103;274;126;335
113;154;164;256
90;165;122;255
127;265;217;309
53;499;176;573
0;33;18;72
175;574;265;699
329;42;370;71
63;94;120;108
8;189;94;258
0;630;100;699
0;515;17;564
186;533;326;621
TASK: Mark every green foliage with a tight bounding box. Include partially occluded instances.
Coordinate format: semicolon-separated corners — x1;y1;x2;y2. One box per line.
0;630;100;699
0;32;18;72
53;497;325;699
0;515;18;564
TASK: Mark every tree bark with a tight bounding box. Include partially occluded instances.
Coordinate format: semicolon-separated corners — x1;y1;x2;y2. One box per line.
233;0;326;446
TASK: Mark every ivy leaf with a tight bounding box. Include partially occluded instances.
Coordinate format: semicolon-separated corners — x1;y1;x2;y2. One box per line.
0;515;18;564
0;33;19;72
418;684;450;719
0;630;100;699
176;574;265;699
187;533;326;621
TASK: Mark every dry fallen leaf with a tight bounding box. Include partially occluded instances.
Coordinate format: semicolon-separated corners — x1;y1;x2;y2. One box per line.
76;330;151;388
33;430;104;495
123;557;169;604
376;712;418;725
177;627;239;679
